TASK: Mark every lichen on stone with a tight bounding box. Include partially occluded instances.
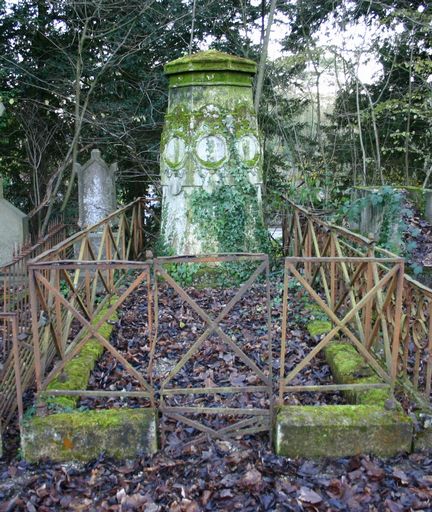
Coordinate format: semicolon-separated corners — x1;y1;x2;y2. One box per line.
160;51;267;257
275;404;413;458
21;408;158;462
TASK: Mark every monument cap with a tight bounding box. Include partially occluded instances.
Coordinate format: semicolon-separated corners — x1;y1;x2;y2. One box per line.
164;50;257;88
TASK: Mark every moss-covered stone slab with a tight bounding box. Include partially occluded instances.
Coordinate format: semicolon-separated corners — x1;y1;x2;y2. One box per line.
414;429;432;452
275;405;413;458
325;342;390;406
21;408;158;462
307;319;332;338
165;50;257;78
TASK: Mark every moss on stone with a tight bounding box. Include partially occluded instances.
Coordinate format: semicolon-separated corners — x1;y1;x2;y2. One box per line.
160;50;267;257
324;342;390;406
307;320;332;338
168;71;253;88
45;297;119;410
165;50;256;76
275;404;413;458
21;408;158;462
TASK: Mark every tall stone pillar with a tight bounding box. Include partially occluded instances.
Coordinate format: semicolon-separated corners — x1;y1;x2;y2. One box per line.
76;149;117;228
160;50;267;255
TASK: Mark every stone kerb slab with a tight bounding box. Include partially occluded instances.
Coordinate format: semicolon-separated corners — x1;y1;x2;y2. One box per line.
21;298;158;462
275;320;414;458
0;178;29;265
77;149;117;229
21;408;158;462
276;405;412;458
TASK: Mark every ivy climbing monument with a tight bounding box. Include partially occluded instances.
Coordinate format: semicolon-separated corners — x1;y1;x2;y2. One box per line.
160;50;268;255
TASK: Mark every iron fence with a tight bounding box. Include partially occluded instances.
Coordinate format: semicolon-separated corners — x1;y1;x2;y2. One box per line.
282;198;432;404
0;219;66;427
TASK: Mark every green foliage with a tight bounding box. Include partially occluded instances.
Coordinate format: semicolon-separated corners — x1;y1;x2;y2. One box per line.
337;187;426;277
0;0;266;233
164;260;263;289
165;262;202;287
190;177;269;255
59;280;69;298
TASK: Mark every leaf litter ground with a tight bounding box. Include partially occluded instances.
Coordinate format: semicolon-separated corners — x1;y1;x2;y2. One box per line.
1;273;431;510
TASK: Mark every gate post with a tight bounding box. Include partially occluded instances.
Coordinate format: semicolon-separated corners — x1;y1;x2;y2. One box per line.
29;267;42;393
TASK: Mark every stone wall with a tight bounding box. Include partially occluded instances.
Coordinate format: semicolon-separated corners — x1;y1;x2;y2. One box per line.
0;179;29;265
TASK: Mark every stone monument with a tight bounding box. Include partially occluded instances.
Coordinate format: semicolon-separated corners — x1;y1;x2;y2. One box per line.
160;50;267;255
76;149;117;228
0;178;29;265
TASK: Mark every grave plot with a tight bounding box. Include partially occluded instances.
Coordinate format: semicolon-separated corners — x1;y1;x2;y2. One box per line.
75;258;350;450
18;251;420;461
275;256;414;458
80;255;275;448
82;277;346;413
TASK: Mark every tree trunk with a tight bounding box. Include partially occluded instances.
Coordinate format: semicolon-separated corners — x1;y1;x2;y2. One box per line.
254;0;277;112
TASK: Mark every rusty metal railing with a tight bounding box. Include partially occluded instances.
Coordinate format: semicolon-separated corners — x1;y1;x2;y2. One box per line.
153;254;273;446
27;249;274;447
282;198;432;405
279;256;404;403
0;219;67;429
28;198;151;396
0;313;24;427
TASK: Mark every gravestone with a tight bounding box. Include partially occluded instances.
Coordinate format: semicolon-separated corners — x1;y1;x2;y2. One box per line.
352;186;432;249
1;106;27;269
422;190;432;224
0;178;29;265
160;50;267;255
76;149;117;228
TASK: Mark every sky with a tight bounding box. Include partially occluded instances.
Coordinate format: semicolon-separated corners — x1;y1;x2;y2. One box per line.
254;13;384;88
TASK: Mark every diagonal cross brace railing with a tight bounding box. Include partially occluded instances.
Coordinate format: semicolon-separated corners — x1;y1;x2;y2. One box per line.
152;253;273;444
279;256;404;401
28;261;154;404
153;254;271;391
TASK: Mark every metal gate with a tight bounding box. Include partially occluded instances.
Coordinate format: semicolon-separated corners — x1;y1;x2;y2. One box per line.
152;254;273;447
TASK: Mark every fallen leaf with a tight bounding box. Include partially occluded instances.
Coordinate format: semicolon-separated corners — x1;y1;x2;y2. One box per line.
298;486;322;504
240;468;263;490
